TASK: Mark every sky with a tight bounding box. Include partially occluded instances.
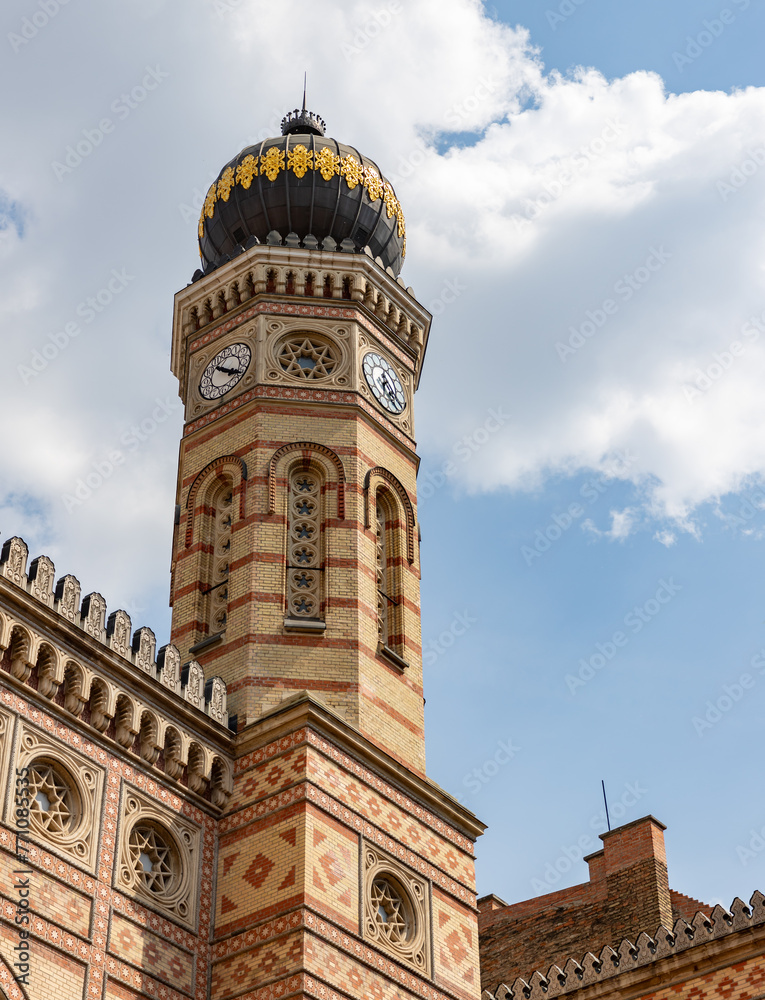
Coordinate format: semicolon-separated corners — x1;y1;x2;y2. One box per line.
1;0;765;933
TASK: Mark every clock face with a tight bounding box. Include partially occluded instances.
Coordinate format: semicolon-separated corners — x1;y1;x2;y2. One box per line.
362;352;406;414
199;343;251;400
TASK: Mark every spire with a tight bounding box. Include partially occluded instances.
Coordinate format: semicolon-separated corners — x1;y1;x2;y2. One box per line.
281;76;326;136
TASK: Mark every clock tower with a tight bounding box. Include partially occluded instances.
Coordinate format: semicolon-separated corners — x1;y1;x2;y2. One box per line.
169;105;484;1000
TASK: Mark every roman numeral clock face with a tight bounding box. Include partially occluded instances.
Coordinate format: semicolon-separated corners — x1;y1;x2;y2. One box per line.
199;343;251;400
362;352;406;415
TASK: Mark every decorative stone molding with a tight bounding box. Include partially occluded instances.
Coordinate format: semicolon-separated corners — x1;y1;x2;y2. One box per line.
0;535;229;730
267;441;346;519
1;536;28;588
132;626;157;675
27;555;55;607
12;719;105;872
0;534;234;812
482;891;765;1000
116;784;200;930
81;592;107;641
182;661;206;710
362;840;431;977
107;609;132;658
54;573;81;623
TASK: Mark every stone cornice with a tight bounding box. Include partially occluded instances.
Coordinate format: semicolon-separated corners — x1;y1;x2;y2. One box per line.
0;576;232;752
171;245;432;390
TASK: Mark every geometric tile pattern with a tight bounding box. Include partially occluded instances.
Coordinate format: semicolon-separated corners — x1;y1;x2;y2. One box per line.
0;686;216;1000
227;745;306;813
215;808;304;936
0;848;91;938
307;809;358;932
433;887;480;1000
306;745;475;889
109;913;193;994
211;930;304;998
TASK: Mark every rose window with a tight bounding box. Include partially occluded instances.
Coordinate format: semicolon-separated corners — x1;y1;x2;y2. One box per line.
29;761;77;834
279;337;337;379
371;877;412;945
129;825;178;895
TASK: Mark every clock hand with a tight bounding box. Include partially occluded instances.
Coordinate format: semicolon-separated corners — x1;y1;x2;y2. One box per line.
216;364;240;376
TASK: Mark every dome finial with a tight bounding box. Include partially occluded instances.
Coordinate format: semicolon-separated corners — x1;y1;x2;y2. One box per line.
281;75;326;137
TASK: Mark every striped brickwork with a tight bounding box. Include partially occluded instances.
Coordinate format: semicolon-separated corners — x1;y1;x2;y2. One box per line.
169;248;432;775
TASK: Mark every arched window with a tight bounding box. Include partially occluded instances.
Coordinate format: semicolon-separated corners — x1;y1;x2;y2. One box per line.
376;491;402;657
285;467;324;623
201;477;233;635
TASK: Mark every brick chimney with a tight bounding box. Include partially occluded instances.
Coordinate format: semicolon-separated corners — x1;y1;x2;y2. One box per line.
478;816;676;991
585;815;673;940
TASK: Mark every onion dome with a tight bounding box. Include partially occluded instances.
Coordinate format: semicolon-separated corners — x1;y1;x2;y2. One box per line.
197;106;406;277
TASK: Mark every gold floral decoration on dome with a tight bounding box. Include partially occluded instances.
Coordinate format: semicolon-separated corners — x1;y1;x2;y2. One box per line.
260;146;286;182
236;154;258;189
287;143;313;179
315;146;340;181
396;202;406;239
197;143;407;261
340;153;363;190
217;166;235;203
363;165;384;202
203;182;217;219
383;181;397;219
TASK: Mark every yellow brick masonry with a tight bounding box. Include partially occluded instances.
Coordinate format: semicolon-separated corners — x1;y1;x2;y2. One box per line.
210;697;484;1000
170;252;430;774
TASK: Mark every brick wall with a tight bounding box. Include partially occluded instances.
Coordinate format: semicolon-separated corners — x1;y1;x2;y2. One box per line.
478;816;705;992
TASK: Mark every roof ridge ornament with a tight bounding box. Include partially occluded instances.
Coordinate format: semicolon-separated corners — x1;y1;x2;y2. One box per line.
281;74;326;136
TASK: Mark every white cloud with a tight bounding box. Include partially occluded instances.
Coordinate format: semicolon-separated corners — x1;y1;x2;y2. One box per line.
1;0;765;623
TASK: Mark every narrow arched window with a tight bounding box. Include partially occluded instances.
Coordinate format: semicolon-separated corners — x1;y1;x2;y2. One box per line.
286;468;323;623
376;493;401;654
203;478;233;635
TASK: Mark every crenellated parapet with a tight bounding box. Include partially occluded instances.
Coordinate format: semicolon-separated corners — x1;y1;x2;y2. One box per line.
0;534;233;809
482;891;765;1000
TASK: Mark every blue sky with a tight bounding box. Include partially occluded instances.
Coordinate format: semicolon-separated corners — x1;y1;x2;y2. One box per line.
1;0;764;939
